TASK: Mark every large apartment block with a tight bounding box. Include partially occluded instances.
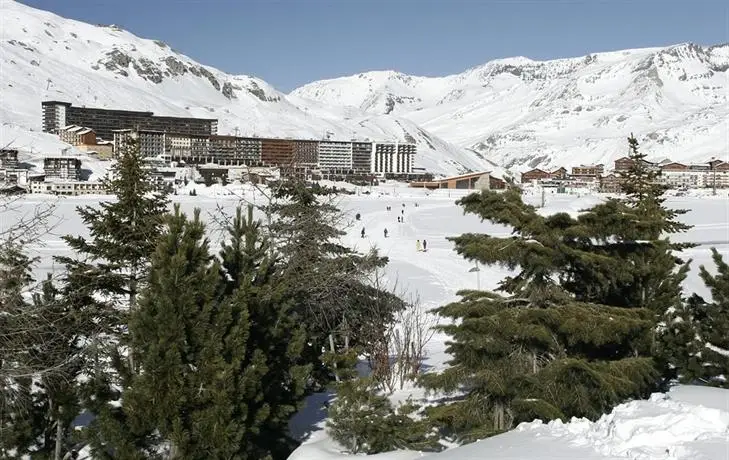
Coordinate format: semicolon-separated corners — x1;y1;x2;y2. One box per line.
42;101;218;140
293;140;319;167
318;141;353;171
261;139;295;166
113;129;166;158
352;142;374;173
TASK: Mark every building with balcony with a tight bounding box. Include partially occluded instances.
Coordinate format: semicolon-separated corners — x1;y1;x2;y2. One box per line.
352;142;374;173
318;141;353;171
261;138;295;167
293;140;319;167
30;180;107;195
113;129;166;158
43;157;82;181
59;125;97;145
521;168;551;183
42;101;217;140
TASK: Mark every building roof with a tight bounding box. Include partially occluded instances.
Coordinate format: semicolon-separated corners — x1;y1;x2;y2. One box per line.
436;171;491;182
61;125;95;134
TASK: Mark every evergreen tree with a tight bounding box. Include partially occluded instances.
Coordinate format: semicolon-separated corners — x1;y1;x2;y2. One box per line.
122;206;217;459
55;140;169;455
422;189;657;441
125;205;311;459
0;242;37;457
266;181;390;384
565;134;693;314
214;205;312;459
664;249;729;387
16;275;84;460
327;378;440;454
694;249;729;386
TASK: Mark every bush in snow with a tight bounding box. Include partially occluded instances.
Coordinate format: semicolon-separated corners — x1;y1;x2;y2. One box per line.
327;378;441;454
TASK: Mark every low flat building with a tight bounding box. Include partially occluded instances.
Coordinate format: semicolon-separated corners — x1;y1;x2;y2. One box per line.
521;168;550;183
410;171;494;190
30;180;108;195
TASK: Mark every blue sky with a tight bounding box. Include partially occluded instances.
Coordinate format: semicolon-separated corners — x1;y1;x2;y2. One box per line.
19;0;729;92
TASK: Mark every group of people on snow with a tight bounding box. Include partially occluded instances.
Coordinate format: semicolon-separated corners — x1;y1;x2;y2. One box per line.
358;202;427;251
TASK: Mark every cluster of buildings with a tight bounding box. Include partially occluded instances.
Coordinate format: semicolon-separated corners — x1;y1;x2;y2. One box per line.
0;148;108;195
521;156;729;193
40;101;419;187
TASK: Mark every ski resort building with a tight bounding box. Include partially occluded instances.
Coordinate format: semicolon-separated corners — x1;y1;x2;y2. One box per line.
410;171;504;190
318;141;353;171
43;157;82;181
42;101;218;140
0;149;19;169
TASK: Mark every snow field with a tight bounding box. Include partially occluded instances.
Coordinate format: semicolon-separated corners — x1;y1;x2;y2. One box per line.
2;184;727;459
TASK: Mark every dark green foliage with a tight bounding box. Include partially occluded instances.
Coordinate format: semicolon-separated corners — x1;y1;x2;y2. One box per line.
423;179;661;441
0;248;83;459
58;139;169;316
663;249;729;387
327;378;441;454
55;140;169;455
125;205;311;459
695;249;729;386
566;134;693;314
266;180;392;384
0;242;36;457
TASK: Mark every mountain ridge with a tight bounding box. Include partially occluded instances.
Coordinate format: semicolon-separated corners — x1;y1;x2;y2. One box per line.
0;0;496;177
292;42;729;171
1;0;727;177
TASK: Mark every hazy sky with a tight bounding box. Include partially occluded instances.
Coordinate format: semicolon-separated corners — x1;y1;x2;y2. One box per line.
19;0;729;91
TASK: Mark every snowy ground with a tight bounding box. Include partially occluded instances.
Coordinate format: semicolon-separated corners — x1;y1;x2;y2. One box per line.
3;182;728;460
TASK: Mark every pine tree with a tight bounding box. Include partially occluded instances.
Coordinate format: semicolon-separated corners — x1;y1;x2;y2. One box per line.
327;378;440;454
694;249;729;386
0;242;37;457
214;205;312;459
565;135;693;385
125;205;311;459
122;206;217;458
55;140;169;455
565;134;693;314
266;181;390;384
422;189;658;441
664;249;729;387
16;275;84;460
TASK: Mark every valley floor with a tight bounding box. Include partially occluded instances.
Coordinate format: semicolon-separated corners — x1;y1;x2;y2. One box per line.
5;183;728;460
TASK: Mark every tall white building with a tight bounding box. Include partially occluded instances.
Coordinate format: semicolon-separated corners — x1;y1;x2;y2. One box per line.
373;143;416;174
318;141;353;171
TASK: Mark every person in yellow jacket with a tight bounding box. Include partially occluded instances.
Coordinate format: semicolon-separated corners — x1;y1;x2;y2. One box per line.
416;240;422;252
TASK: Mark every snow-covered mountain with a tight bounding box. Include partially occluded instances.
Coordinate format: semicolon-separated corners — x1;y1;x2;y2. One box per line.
292;45;729;171
0;0;494;177
2;0;726;177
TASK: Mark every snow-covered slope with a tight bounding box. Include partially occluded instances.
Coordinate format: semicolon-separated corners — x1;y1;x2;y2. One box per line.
291;386;729;460
0;0;490;177
292;45;729;171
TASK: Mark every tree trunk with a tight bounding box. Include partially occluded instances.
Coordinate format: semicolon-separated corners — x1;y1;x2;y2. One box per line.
329;333;340;382
128;269;137;374
54;408;63;460
493;402;505;431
